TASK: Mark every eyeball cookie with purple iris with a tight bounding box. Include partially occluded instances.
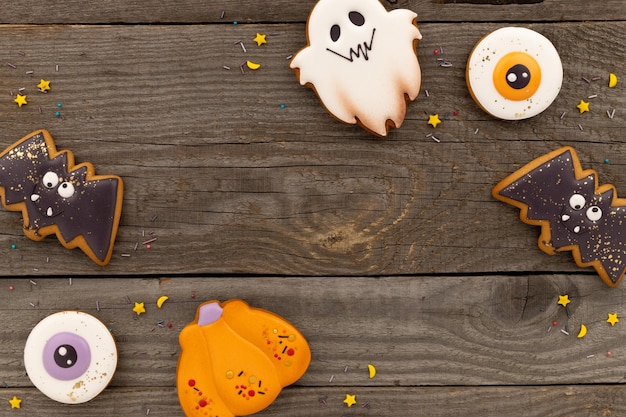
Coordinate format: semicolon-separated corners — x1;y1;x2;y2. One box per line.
466;27;562;120
290;0;422;136
24;311;117;404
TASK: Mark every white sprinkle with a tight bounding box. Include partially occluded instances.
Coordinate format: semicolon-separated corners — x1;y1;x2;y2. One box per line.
431;135;440;143
560;111;567;119
610;109;616;119
25;70;33;75
69;278;72;286
29;280;37;286
587;355;595;359
223;65;231;70
240;42;246;53
588;94;598;99
285;54;293;60
344;365;349;373
578;124;584;131
474;128;479;135
560;329;570;336
121;253;131;257
328;374;334;383
96;300;100;311
425;89;429;97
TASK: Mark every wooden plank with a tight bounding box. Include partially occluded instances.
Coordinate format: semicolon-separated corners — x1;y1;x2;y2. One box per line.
0;22;623;276
1;0;625;24
4;385;626;416
2;275;625;390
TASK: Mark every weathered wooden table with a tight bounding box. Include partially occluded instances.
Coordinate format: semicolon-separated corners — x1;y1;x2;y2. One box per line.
0;1;625;415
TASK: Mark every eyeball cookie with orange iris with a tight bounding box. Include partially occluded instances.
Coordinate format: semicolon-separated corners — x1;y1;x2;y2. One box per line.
176;300;311;417
24;311;117;404
466;27;562;120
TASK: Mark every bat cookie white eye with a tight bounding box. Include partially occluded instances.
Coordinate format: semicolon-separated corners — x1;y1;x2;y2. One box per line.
57;182;75;198
569;194;586;210
42;171;59;189
586;206;602;222
24;311;117;404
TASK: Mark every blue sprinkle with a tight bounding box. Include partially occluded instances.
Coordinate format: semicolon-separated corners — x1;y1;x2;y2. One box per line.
233;21;238;25
605;158;610;164
10;244;16;249
57;103;62;108
280;104;285;109
55;111;61;117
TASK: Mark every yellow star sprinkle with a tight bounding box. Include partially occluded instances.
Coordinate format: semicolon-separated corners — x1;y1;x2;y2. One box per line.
253;33;267;46
607;313;619;326
576;100;590;113
343;394;357;407
133;302;146;315
557;295;571;307
9;396;21;409
428;114;441;128
14;94;27;107
37;79;51;92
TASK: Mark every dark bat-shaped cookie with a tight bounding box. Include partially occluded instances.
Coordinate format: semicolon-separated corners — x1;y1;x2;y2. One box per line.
493;147;626;287
0;130;123;265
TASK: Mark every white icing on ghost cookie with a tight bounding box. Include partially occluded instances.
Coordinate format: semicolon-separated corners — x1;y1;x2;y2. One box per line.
24;311;117;404
290;0;422;136
466;27;562;120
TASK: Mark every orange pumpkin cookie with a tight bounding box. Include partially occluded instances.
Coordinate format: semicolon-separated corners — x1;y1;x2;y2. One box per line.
176;300;311;417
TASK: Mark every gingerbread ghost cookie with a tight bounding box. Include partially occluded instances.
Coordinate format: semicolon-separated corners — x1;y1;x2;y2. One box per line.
290;0;422;136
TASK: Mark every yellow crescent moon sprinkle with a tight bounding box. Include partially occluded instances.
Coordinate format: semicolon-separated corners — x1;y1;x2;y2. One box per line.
156;295;169;308
577;324;587;338
367;363;376;379
246;61;261;70
609;73;618;88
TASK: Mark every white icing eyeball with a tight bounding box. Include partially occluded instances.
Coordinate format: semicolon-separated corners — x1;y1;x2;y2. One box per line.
24;311;117;404
466;27;562;120
290;0;422;136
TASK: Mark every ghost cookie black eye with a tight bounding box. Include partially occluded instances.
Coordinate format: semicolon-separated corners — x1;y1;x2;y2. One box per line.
349;11;365;26
330;24;341;42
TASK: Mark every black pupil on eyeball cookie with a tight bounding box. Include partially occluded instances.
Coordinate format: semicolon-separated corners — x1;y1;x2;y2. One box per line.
506;64;531;90
54;344;78;368
330;24;341;42
349;11;365;26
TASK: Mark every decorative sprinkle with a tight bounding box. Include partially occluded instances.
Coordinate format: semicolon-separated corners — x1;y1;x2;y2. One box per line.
7;63;16;69
8;396;21;409
474;128;479;135
253;33;267;46
25;70;33;75
424;89;429;97
220;10;225;19
560;111;567;120
587;94;598;99
285;54;293;60
587;354;595;359
427;114;441;128
581;76;591;84
14;94;27;107
246;60;261;70
133;302;146;316
607;313;619;326
29;280;37;286
343;394;357;407
328;374;334;383
578;124;584;131
557;295;570;307
96;300;100;311
560;329;570;336
142;237;158;245
605;158;610;164
576;100;590;113
37;79;51;92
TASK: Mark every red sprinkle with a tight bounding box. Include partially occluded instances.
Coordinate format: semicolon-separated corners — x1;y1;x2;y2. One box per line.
9;285;14;291
434;49;439;55
552;321;558;326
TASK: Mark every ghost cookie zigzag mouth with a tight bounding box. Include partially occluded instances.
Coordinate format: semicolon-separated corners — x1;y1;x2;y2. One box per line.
326;28;376;62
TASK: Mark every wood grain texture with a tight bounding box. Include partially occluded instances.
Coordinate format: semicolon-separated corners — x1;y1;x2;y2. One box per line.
2;275;626;416
0;0;624;23
0;22;623;276
0;1;624;416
